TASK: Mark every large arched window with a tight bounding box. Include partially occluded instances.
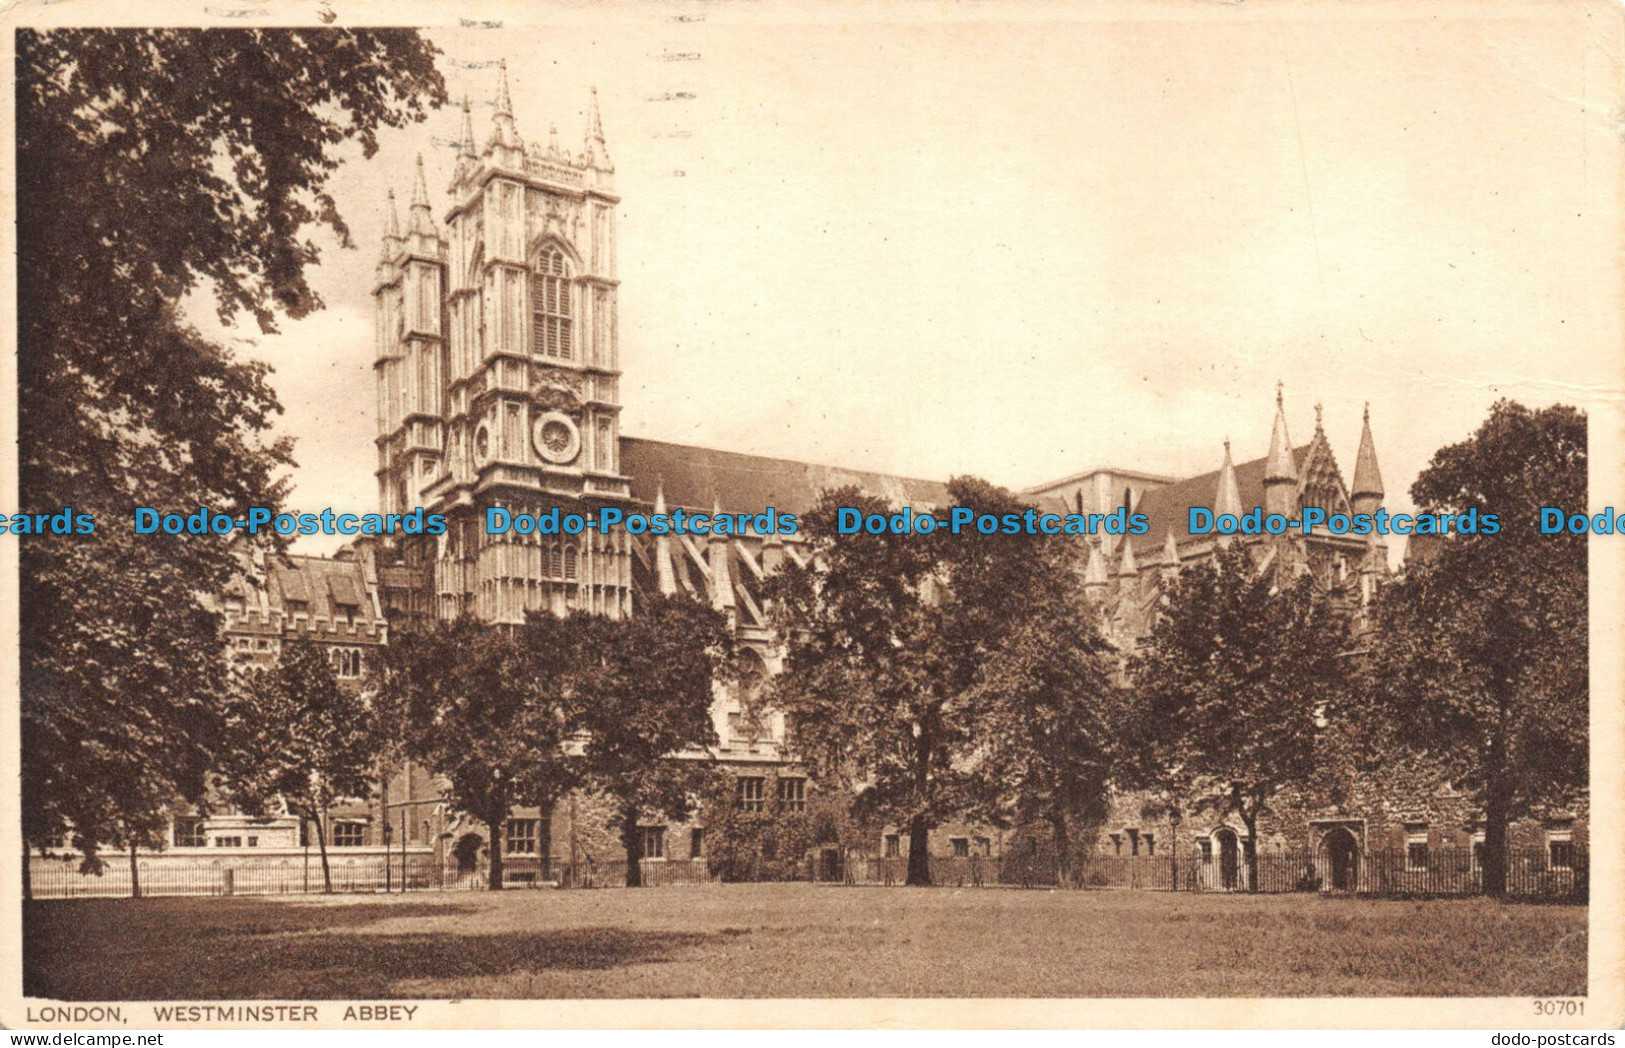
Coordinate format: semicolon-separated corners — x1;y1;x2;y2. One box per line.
532;247;573;359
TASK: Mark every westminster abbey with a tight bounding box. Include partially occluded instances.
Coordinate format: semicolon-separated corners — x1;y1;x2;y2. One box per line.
176;67;1583;887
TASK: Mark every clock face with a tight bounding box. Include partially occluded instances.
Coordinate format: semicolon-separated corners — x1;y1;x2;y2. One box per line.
533;411;580;464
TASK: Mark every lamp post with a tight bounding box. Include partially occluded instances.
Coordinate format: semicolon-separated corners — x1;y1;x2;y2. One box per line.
383;820;393;892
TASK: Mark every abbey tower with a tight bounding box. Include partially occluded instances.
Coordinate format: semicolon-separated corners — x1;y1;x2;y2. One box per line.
373;64;634;625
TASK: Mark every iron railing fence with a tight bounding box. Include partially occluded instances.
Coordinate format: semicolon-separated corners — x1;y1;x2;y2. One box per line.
26;855;716;899
27;848;1585;902
836;847;1586;902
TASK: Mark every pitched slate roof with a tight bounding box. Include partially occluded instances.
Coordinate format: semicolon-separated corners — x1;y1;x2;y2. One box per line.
1129;445;1311;554
620;437;1067;517
267;555;373;620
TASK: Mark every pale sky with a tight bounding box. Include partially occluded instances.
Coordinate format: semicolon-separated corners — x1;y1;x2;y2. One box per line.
182;1;1624;556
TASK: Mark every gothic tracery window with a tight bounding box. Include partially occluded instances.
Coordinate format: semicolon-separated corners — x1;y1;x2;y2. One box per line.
532;247;573;359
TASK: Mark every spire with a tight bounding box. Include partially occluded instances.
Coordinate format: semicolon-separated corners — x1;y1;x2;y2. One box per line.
494;58;512;117
451;95;480;192
407;154;435;236
1118;535;1138;577
1264;383;1299;518
1350;402;1386;515
1084;539;1110;589
379;188;401;260
583;86;612;170
1214;437;1242;518
1265;382;1297;483
459;94;477;157
709;499;735;612
486;59;523;153
654;481;677;596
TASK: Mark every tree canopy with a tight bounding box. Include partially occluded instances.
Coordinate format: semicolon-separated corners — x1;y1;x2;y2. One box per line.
1365;400;1587;895
1127;543;1348;889
17;28;446;863
767;477;1102;885
217;640;379;893
372;615;584;890
572;596;733;887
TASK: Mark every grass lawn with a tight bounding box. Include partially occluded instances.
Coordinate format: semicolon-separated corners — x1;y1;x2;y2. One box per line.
23;883;1585;1000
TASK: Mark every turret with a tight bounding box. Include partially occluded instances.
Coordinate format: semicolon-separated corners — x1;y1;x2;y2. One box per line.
1084;539;1110;597
485;59;525;167
709;500;736;617
583;86;613;180
450;95;479;191
1161;529;1180;577
1264;383;1298;519
1117;534;1138;579
654;481;677;597
1350;402;1385;516
1214;438;1242;519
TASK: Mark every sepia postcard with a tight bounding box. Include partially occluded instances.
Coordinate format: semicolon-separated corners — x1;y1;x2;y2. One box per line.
0;0;1621;1031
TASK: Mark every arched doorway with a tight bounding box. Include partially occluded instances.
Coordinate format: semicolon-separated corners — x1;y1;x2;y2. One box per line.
1321;827;1360;891
1214;828;1240;891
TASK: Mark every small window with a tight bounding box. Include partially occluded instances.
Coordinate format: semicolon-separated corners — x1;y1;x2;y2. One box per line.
330;647;362;678
950;837;970;858
973;836;992;857
1128;829;1141;857
564;545;578;581
1405;823;1429;871
690;827;704;858
1143;833;1155;857
640;826;665;860
247;836;259;848
777;777;806;813
1111;833;1123;856
736;777;765;812
884;834;900;858
505;818;539;855
215;836;242;848
1547;821;1575;870
257;639;272;651
1199;839;1213;863
332;822;366;848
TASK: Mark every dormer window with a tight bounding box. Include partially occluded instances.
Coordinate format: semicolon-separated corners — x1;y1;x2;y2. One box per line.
532;247;573;359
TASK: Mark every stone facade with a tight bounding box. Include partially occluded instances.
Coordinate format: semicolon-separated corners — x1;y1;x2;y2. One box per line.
130;70;1581;885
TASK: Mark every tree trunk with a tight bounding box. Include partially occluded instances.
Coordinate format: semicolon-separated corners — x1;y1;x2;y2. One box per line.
486;816;505;891
1050;812;1070;888
535;797;556;883
314;805;333;894
905;716;933;887
1240;811;1259;894
22;838;32;902
128;838;141;899
905;815;932;886
621;807;643;888
1482;738;1511;898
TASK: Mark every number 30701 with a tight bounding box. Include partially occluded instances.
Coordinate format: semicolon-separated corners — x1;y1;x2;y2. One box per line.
1533;999;1584;1016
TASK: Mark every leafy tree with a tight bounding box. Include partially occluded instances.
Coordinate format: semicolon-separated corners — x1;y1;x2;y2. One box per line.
17;28;445;864
768;477;1078;885
966;585;1122;885
1366;400;1586;897
216;641;378;893
574;596;731;888
1128;544;1348;890
372;615;582;890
